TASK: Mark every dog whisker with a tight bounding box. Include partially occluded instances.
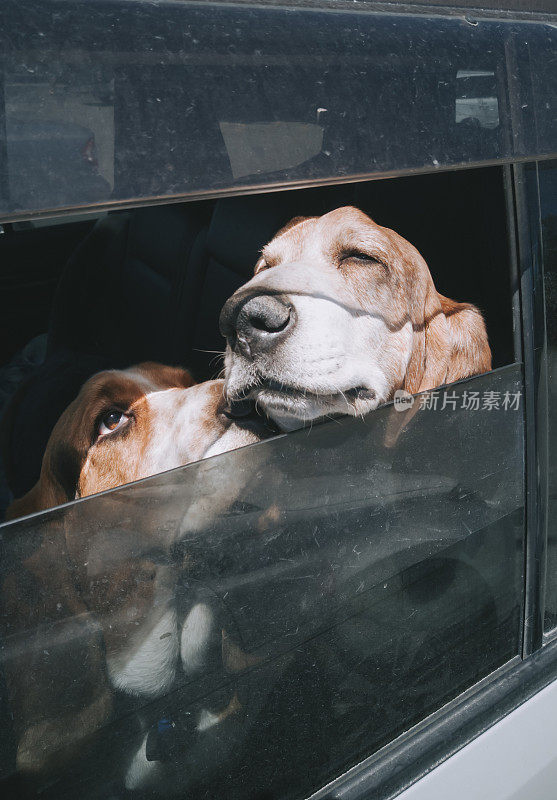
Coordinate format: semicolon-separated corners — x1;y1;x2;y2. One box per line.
209;354;225;369
192;348;226;355
333;382;352;414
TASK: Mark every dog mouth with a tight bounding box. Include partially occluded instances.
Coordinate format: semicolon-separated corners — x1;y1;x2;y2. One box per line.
226;378;377;422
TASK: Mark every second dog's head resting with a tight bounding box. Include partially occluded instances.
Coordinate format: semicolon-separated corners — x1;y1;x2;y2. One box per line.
6;362;267;519
220;206;492;430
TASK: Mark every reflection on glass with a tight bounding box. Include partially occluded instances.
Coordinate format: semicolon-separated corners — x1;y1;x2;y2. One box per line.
0;368;524;798
4;64;113;211
455;70;499;130
220;121;324;179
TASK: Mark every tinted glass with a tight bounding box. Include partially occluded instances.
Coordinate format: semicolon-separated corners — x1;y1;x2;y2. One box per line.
1;1;556;219
540;159;557;632
370;0;557;8
0;367;524;799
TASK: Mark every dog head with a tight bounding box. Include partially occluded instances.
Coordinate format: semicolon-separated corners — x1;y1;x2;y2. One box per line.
6;362;267;520
220;206;491;430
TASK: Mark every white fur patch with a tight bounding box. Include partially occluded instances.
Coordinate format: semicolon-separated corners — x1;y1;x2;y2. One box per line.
107;607;179;697
197;708;220;732
180;603;214;674
125;732;160;791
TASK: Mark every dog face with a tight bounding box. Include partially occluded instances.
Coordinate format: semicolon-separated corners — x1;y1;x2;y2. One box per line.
220;206;491;430
7;362;267;520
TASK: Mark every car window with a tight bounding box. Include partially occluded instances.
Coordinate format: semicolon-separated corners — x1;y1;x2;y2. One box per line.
539;159;557;634
5;2;557;219
0;367;524;798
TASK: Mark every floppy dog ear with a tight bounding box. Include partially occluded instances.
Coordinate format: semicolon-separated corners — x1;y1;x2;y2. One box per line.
6;440;87;520
437;293;492;385
405;281;491;395
5;482;52;521
6;401;92;520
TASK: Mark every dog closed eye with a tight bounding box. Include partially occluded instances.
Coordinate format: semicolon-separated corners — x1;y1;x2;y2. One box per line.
338;250;386;268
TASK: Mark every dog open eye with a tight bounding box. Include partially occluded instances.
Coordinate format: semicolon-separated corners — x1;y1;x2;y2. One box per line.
97;410;130;437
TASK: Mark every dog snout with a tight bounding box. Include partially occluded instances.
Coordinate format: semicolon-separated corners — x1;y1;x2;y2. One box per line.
220;293;295;358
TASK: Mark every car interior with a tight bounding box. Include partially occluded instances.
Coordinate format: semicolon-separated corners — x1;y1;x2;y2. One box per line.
0;165;515;520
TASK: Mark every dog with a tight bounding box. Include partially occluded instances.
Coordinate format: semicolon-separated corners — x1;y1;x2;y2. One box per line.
1;363;271;793
6;362;268;519
220;206;492;430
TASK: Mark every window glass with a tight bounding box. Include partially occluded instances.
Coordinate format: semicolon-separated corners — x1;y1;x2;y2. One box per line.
0;367;524;799
540;159;557;633
5;1;553;219
3;61;114;212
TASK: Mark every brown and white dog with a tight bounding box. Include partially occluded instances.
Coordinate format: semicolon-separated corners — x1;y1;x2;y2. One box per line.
2;363;270;791
220;206;492;430
6;362;267;520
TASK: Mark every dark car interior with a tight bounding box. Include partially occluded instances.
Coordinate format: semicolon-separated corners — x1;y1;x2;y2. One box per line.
0;165;515;518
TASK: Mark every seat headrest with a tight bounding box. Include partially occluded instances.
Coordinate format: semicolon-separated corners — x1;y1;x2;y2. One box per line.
128;203;210;282
206;194;296;277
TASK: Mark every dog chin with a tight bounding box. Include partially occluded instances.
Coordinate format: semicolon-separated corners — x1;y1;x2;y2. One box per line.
255;387;380;431
256;391;325;431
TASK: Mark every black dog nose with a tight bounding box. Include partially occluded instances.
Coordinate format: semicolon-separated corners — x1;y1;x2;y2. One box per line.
220;294;294;357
